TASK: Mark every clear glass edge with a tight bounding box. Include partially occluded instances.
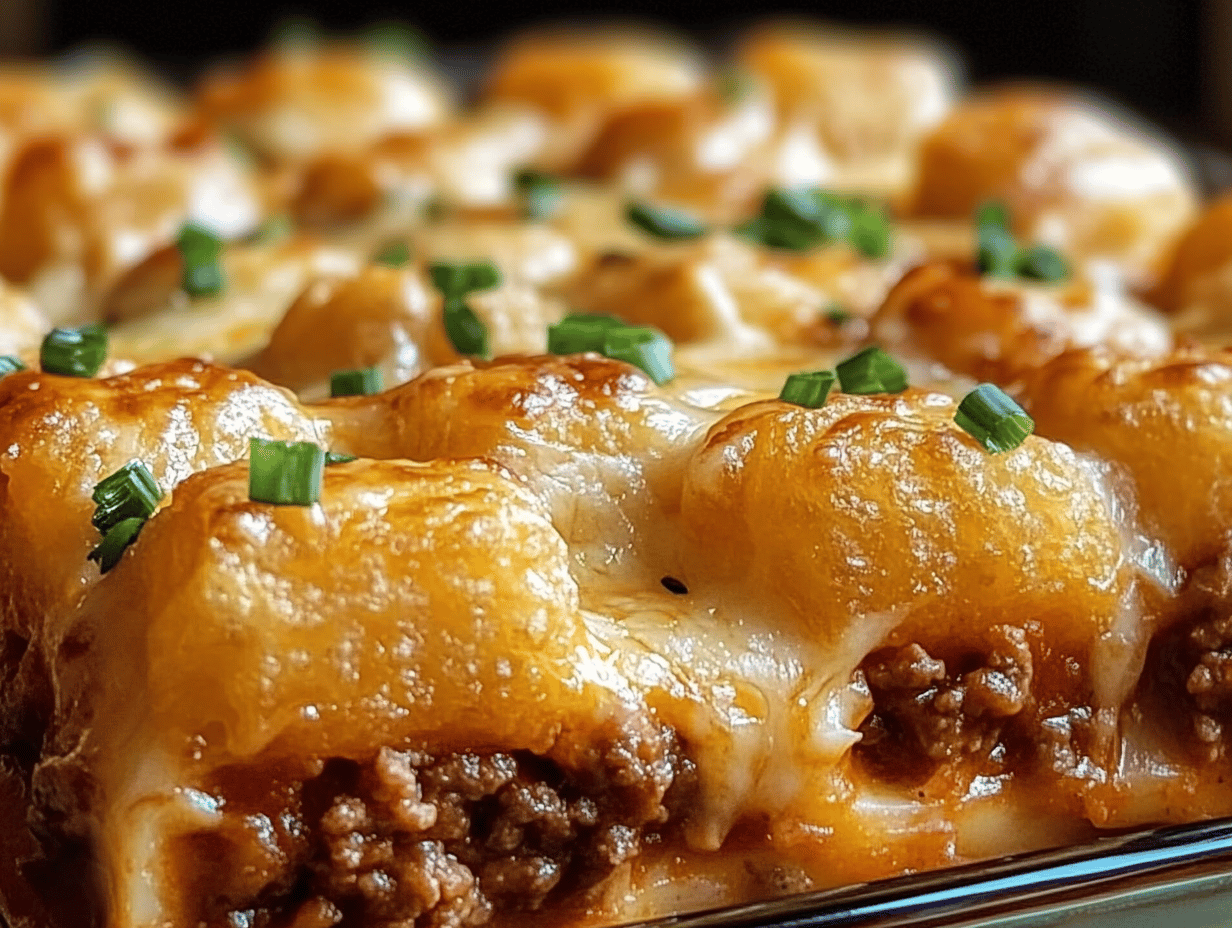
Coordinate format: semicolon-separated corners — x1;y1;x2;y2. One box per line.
617;817;1232;928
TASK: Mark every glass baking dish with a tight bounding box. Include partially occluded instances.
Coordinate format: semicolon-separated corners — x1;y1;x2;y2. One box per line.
621;818;1232;928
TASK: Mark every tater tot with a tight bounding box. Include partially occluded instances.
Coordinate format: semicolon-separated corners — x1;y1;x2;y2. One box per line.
908;88;1198;287
1022;347;1232;571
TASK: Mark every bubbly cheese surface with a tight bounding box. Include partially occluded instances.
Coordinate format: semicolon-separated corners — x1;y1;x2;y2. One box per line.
1;18;1231;928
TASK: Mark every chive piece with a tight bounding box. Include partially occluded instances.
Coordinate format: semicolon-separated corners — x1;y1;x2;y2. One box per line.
330;367;383;397
848;203;891;259
248;438;325;506
975;200;1019;279
836;346;908;395
40;325;107;378
87;516;146;574
547;313;625;354
91;461;163;535
626;201;707;241
779;370;836;408
514;169;562;221
0;355;25;378
602;325;675;385
177;222;226;298
429;260;501;298
955;383;1035;454
824;304;851;325
373;240;412;268
442;296;491;359
1016;244;1070;283
325;451;357;466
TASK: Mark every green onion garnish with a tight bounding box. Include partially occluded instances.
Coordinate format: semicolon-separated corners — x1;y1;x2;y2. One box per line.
626;201;708;240
514;169;562;221
330;367;383;397
0;355;25;378
429;260;501;298
1016;244;1070;283
975;200;1018;279
836;346;908;395
601;325;675;385
954;383;1035;454
325;451;357;466
177;222;226;298
91;461;163;535
547;313;625;354
442;297;491;359
736;187;892;257
847;203;891;259
87;516;146;574
40;325;107;378
974;201;1071;284
824;304;851;325
779;370;836;408
373;240;411;268
248;438;325;506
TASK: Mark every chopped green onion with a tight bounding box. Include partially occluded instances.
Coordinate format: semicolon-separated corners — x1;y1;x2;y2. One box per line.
373;240;412;268
737;187;892;257
325;451;357;466
602;325;675;385
1016;244;1070;283
824;304;851;325
0;355;25;378
40;325;107;378
87;516;146;574
177;222;226;298
954;383;1035;454
779;370;836;408
975;201;1011;230
429;260;501;297
836;346;908;395
848;203;891;259
330;367;383;397
547;313;625;354
249;438;325;506
91;461;163;535
626;201;707;240
514;169;562;221
442;296;491;358
973;201;1071;284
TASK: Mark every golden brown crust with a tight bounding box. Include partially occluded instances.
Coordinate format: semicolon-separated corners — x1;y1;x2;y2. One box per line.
1021;346;1232;571
0;359;330;636
871;260;1171;382
681;389;1128;651
907;88;1197;287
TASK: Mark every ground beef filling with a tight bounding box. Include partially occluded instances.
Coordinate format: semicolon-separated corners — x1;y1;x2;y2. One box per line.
854;626;1034;785
174;723;696;928
1146;605;1232;763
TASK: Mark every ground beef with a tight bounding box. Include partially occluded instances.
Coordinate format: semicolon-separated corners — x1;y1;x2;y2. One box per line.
855;626;1033;784
1145;605;1232;763
174;719;695;928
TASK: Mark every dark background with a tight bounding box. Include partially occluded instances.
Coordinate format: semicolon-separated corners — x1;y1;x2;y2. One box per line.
8;0;1220;140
